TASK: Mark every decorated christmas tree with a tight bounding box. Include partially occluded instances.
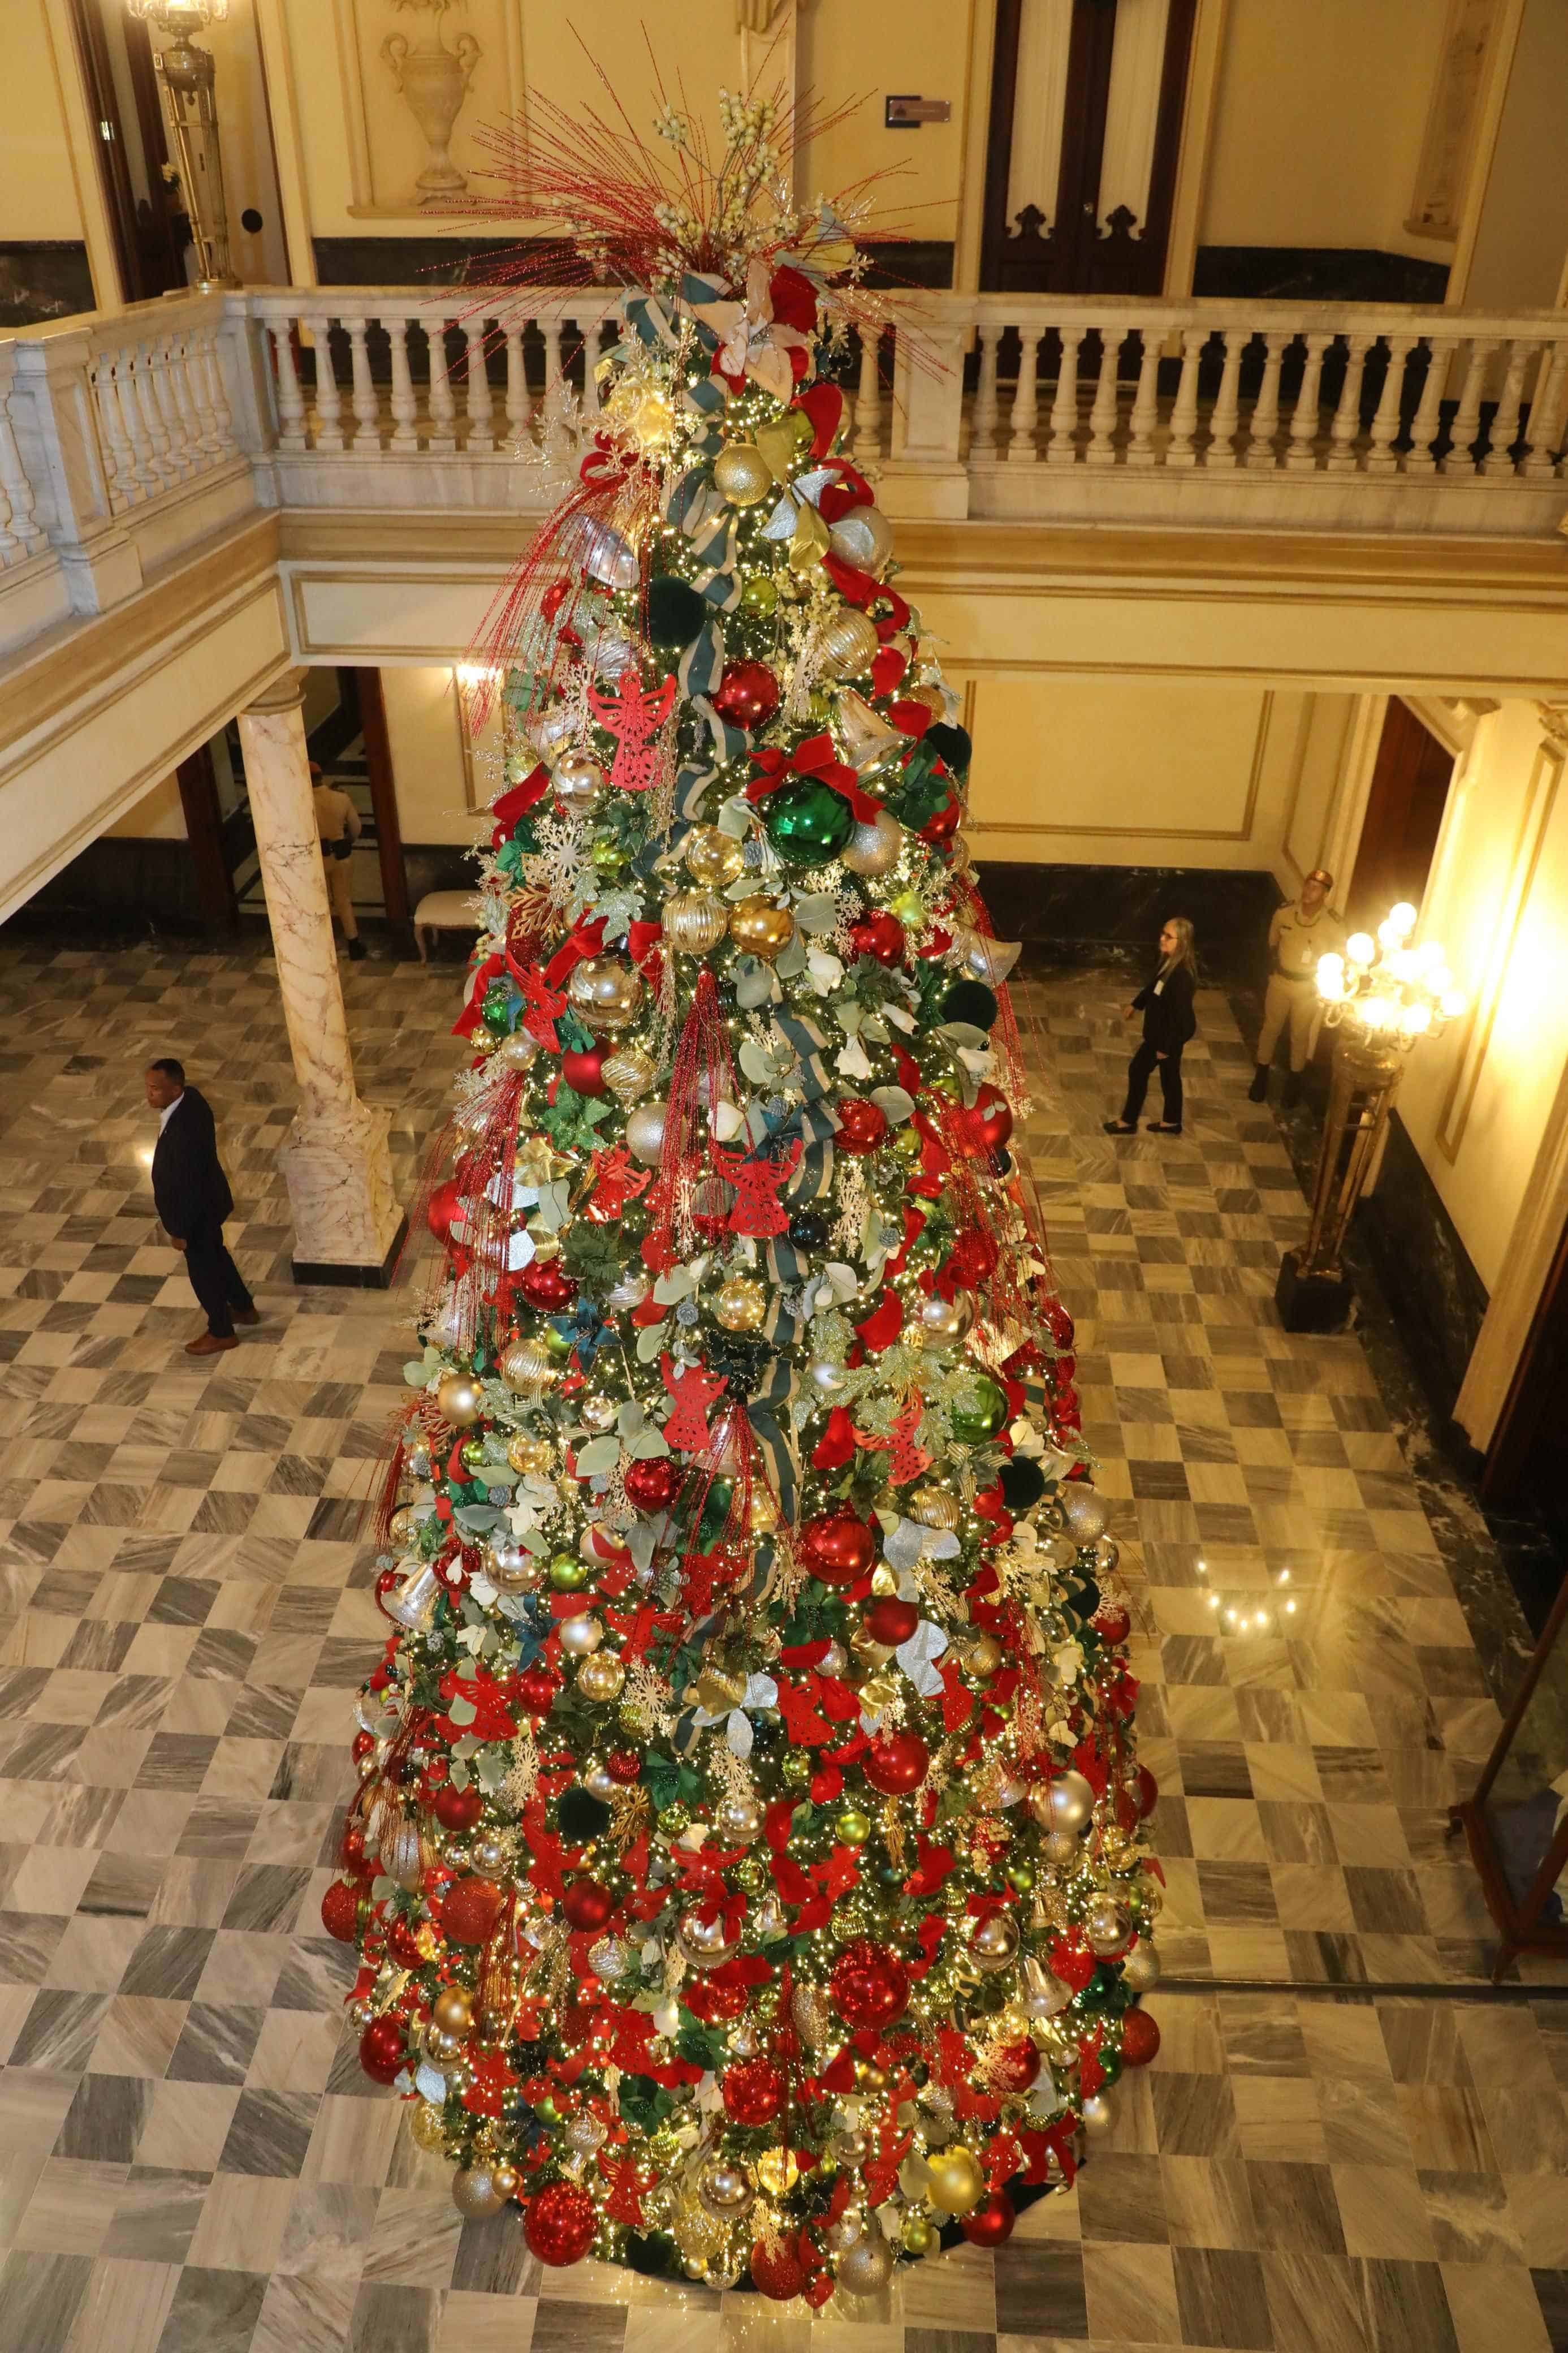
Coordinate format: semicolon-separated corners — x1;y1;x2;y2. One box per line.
330;79;1160;2298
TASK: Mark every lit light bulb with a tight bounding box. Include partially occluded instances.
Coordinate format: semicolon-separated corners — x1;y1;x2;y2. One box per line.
1347;932;1375;967
1417;941;1446;975
1440;989;1467;1019
1388;901;1418;938
1404;1001;1432;1034
1316;953;1346;1000
1359;996;1391;1030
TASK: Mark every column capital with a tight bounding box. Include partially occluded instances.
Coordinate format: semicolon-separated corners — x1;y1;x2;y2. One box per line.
244;667;308;718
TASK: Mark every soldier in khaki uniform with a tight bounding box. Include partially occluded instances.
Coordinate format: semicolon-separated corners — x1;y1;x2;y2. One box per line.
310;762;366;960
1248;868;1345;1106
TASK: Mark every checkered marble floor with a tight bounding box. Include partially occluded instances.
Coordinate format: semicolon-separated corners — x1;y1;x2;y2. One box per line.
0;938;1565;2353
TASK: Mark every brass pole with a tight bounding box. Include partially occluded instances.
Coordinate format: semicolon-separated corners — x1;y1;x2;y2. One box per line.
1291;1032;1403;1283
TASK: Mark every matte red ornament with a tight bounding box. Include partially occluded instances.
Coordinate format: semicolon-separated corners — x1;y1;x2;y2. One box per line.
321;1878;361;1942
358;2014;406;2083
426;1178;463;1244
990;2037;1042;2094
833;1097;888;1156
624;1456;681;1514
862;1730;929;1795
1120;2007;1161;2067
433;1782;484;1834
800;1508;876;1586
750;2237;808;2300
519;1261;577;1311
723;2057;785;2124
525;2179;599;2266
961;2192;1016;2247
442;1875;503;1947
712;659;781;729
561;1046;606;1097
830;1937;910;2029
517;1663;560;1716
864;1596;919;1648
561;1874;615;1933
847;908;906;967
606;1749;643;1784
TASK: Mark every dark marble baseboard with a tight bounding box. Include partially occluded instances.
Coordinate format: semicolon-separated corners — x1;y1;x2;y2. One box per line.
1359;1110;1491;1419
6;838;209;941
978;861;1281;980
292;1212;408;1290
1194;244;1450;305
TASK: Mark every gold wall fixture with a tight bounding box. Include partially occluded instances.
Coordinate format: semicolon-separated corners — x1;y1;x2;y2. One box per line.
127;0;237;288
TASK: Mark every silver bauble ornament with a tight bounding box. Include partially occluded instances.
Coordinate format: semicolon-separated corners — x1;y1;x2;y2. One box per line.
1059;1484;1109;1541
827;502;895;576
471;1836;506;1875
584;1759;617;1801
527;703;579;759
1086;1896;1131;1955
697;2160;753;2218
675;1910;739;1969
841;807;903;878
1094;1535;1120;1573
625;1100;668;1165
558;1612;603;1657
836;2230;896;2294
1044;1830;1081;1869
606;1269;651;1312
553;752;606;816
581;518;638;589
1121;1939;1162;1992
919;1290;974;1343
1080;2092;1114;2138
381;1816;423;1889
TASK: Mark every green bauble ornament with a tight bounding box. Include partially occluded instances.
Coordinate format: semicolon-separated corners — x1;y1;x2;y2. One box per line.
740;574;779;617
549;1555;589;1592
763;775;856;866
591;838;626;873
483;984;513;1028
951;1373;1008;1445
781;1749;814;1789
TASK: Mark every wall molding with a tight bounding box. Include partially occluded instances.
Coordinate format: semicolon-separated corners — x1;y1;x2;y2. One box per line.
965;686;1273;842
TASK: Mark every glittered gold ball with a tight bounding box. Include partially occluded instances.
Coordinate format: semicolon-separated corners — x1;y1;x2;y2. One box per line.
408;2100;447;2152
431;1985;473;2037
728;898;795;962
436;1371;484;1427
842;808;903;877
452;2162;509;2220
578;1652;627;1703
926;2144;985;2213
663;888;729;954
507;1431;552;1475
684;825;745;887
714;442;774;506
836;2230;895;2294
714;1274;767;1332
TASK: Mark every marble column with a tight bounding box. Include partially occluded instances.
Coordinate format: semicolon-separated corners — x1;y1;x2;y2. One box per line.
236;671;406;1283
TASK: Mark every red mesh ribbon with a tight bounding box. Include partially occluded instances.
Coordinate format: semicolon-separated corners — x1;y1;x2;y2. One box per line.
642;968;737;1268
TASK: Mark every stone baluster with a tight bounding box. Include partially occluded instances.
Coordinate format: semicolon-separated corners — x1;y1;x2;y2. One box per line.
235;671;405;1283
1480;335;1531;475
463;318;494;452
9;328;141;615
1284;331;1332;471
1206;327;1245;468
1522;338;1568;478
135;338;179;484
504;325;532;444
539;317;567;459
1325;332;1371;473
1403;337;1455;473
269;319;309;453
0;365;45;557
1005;329;1042;463
1243;331;1288;470
88;355;135;512
1443;338;1496;473
425;317;457;453
578;319;602;419
345;317;380;451
1164;327;1207;467
109;352;158;498
852;329;882;460
1363;334;1416;475
302;314;344;453
1083;327;1122;467
1124;329;1161;468
202;326;240;455
163;331;205;468
969;325;1000;460
184;329;223;459
381;316;419;452
1044;326;1085;466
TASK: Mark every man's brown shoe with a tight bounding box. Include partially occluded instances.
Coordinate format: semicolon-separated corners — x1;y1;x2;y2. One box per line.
185;1332;240;1355
233;1307;261;1328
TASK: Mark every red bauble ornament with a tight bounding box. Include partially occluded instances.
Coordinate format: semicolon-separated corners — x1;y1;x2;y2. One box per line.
962;2192;1016;2248
374;1567;401;1618
606;1749;642;1783
358;2014;406;2084
862;1730;929;1795
1134;1765;1159;1818
1049;1935;1097;1992
442;1875;503;1947
525;2180;598;2268
1120;2007;1161;2068
834;1097;888;1156
847;909;906;968
351;1729;375;1763
517;1663;560;1716
830;1937;910;2029
624;1456;681;1514
561;1874;615;1933
990;2037;1042;2094
341;1825;369;1872
433;1782;483;1834
921;794;962;846
519;1261;577;1311
800;1508;876;1587
751;2238;807;2300
864;1596;919;1648
711;659;781;730
723;2057;785;2125
1092;1602;1131;1645
561;1046;606;1097
321;1878;361;1942
685;1978;748;2024
973;1084;1014;1154
426;1178;463;1244
387;1916;427;1968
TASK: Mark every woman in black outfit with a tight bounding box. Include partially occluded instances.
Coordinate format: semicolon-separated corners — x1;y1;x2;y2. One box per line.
1103;917;1198;1136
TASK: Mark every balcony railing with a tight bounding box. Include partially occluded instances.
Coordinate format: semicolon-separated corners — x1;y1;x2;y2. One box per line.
5;282;1568;660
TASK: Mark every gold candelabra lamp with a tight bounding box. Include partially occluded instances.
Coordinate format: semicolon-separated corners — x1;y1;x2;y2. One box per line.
127;0;237;290
1276;901;1466;1331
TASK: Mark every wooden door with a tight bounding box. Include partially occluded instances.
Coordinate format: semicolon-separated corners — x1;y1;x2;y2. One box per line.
980;0;1198;295
1347;699;1457;927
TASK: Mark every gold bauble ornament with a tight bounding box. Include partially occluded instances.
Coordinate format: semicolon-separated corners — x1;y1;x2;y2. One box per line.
452;2162;509;2220
675;1910;740;1969
468;1023;500;1054
836;2230;896;2294
961;1631;1004;1676
835;1808;872;1846
910;1485;961;1531
408;2100;447;2152
578;1651;627;1703
388;1505;417;1546
728;898;795;961
827;503;895;577
567;954;643;1037
663;889;729;954
841;807;903;878
490;2160;520;2203
714;442;774;506
757;2148;800;2195
436;1371;484;1427
818;606;880;679
601;1043;657;1105
967;1911;1021;1971
499;1338;557;1397
901;2212;936;2256
926;2145;984;2213
507;1431;552;1475
431;1985;473;2037
715;1793;764;1845
714;1274;767;1331
697;2159;753;2217
558;1612;603;1657
552;752;607;817
684;825;745;887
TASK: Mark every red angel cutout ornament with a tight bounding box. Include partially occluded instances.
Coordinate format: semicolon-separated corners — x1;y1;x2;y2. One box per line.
587;673;676;793
660;1354;729;1453
583;1143;653;1224
710;1136;802;1238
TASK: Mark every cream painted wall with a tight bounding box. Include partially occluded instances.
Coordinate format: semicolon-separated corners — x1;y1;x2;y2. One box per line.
2;0;89;244
795;0;971;248
105;773;188;839
1461;0;1568;311
1397;697;1568;1293
196;0;292;284
381;663;493;843
1199;0;1453;256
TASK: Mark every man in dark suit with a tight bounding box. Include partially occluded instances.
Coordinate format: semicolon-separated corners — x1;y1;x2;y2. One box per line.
145;1058;259;1356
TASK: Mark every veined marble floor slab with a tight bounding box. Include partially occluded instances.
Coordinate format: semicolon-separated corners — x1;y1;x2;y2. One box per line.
0;938;1563;2353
